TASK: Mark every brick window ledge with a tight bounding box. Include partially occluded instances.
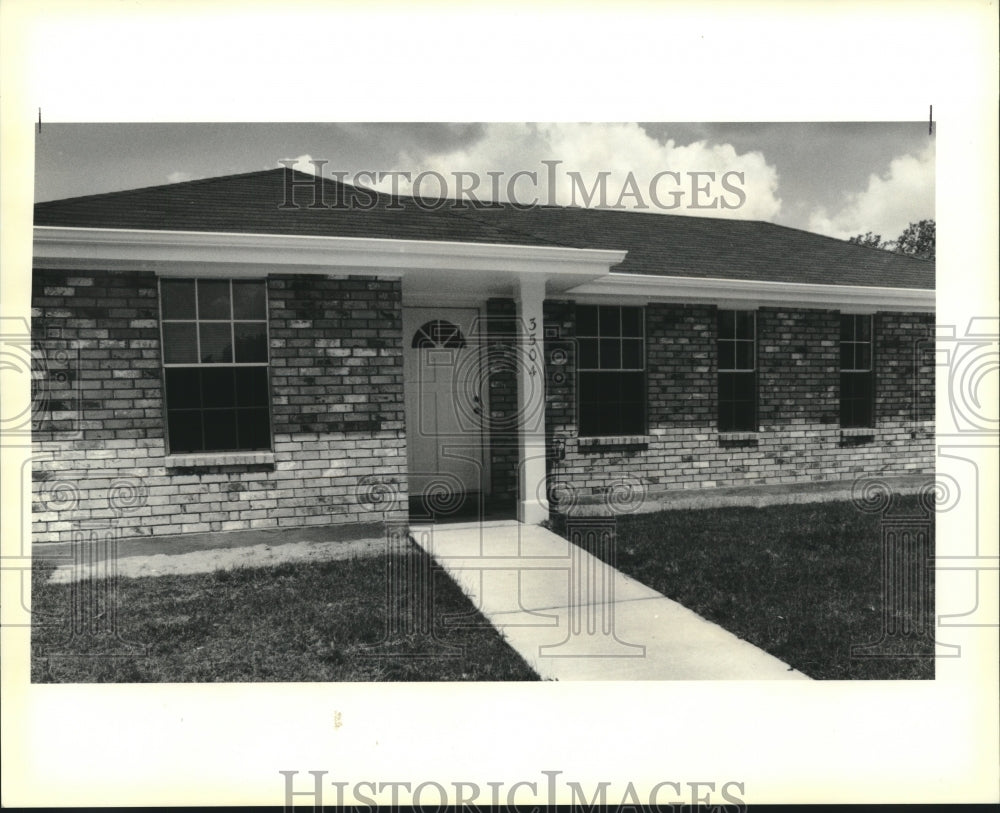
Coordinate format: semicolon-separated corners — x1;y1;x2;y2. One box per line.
164;451;275;468
840;427;876;437
718;431;759;442
578;435;652;450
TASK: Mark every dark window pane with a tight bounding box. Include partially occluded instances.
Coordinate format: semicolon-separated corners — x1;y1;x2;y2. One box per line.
167;410;203;453
582;403;608;436
719;342;736;370
578;338;598;369
856;344;871;370
162;322;198;364
621;307;643;337
201;368;236;408
203;410;238;451
579;371;645;436
620;371;645;403
197;280;231;319
840;343;855;370
160;280;196;319
735;311;754;339
718;401;735;432
234;322;267;363
165;368;201;409
622;339;643;369
730;401;756;431
856;316;871;341
719;372;756;431
841;372;874;428
576;305;598;336
237;409;270;449
857;374;873;403
235;367;268;407
840;315;854;341
840;398;852;426
620;404;644;434
855;399;873;428
579;371;603;404
599;306;620;337
233;281;267;320
841;373;856;399
161;277;271;453
735;341;755;370
200;323;233;363
842;372;869;400
597;400;619;435
599;339;620;369
578;397;599;436
717;310;735;339
731;371;756;402
718;372;734;401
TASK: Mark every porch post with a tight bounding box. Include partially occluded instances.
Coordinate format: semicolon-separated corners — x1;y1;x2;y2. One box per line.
515;275;549;523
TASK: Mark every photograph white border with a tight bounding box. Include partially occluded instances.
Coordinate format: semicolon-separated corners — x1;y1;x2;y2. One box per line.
2;1;997;807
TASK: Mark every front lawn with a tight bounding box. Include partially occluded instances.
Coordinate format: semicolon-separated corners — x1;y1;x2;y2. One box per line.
31;543;539;682
555;496;935;680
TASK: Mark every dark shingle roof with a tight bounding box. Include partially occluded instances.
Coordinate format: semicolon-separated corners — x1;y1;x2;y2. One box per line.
33;169;554;247
34;168;934;289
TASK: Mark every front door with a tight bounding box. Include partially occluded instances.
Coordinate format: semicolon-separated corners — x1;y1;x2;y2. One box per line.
402;307;487;507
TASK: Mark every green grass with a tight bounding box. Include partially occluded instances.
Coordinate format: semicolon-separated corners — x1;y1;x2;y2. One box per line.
553;496;935;680
31;543;539;682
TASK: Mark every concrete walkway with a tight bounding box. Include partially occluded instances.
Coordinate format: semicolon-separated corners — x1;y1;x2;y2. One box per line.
410;520;809;681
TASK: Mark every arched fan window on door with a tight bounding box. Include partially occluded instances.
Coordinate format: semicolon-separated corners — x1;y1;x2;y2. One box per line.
411;320;467;349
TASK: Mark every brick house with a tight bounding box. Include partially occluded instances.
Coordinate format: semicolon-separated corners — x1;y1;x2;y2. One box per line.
30;169;934;543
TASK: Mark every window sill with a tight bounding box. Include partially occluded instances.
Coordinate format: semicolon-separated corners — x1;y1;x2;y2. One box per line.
164;451;275;468
840;427;876;437
578;435;652;449
718;431;759;442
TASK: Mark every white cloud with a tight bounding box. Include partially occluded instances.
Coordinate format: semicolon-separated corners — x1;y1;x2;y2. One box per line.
362;123;782;220
166;170;195;183
278;154;323;175
807;144;934;241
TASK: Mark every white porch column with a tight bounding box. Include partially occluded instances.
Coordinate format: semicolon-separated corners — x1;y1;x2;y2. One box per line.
515;275;549;524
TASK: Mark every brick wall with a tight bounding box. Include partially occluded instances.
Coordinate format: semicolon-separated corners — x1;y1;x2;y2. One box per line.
31;270;407;543
876;311;936;424
545;301;935;509
484;298;519;504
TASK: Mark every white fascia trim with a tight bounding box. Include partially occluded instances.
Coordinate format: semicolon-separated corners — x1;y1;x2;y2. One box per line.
565;273;935;312
32;226;626;277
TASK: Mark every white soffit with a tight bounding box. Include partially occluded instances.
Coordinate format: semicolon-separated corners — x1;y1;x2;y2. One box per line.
32;227;933;310
32;227;626;281
566;273;935;312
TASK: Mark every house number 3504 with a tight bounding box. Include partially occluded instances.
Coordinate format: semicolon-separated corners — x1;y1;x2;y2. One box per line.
527;317;538;376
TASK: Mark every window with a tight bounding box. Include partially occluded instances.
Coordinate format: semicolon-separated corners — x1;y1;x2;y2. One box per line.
717;310;757;432
576;305;645;436
840;314;874;428
159;278;271;453
411;320;466;349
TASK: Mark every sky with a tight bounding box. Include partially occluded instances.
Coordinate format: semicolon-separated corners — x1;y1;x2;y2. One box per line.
33;121;934;242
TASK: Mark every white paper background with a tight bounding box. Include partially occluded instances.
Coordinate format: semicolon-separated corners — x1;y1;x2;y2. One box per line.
2;0;998;806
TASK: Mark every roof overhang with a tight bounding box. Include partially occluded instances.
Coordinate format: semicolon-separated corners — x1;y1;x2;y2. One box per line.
32;226;626;297
567;272;934;312
33;226;933;311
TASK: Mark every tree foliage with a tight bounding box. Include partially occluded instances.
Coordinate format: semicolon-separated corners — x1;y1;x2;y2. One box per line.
849;219;935;260
848;231;887;250
894;219;935;260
